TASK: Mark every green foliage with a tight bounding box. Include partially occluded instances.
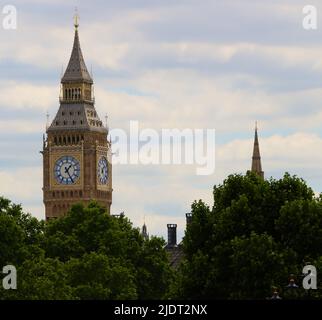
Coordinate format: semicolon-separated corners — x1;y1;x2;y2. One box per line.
228;232;294;299
2;257;75;300
66;253;137;300
136;236;173;299
175;172;322;299
2;170;320;300
276;199;322;260
0;197;44;267
0;198;172;300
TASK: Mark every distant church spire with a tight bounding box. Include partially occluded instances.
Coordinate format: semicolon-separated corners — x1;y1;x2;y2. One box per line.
251;122;264;178
142;222;149;240
141;216;149;240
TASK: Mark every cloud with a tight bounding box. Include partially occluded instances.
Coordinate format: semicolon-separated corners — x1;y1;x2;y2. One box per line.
111;132;322;240
111;163;213;241
217;132;322;181
0;167;42;218
2;131;322;242
1;1;322;241
0;82;57;111
0;120;44;134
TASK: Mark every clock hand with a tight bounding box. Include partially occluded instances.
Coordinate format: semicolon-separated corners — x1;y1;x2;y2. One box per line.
63;165;74;183
66;170;74;183
64;164;72;173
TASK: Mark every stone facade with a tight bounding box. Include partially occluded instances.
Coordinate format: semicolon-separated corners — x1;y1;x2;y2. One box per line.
42;22;112;220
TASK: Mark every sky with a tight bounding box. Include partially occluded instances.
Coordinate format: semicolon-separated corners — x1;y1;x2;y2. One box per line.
1;0;322;241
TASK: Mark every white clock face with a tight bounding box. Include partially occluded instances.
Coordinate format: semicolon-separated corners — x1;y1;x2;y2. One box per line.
97;156;108;184
54;156;80;185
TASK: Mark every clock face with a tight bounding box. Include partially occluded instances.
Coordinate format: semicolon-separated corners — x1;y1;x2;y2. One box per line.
54;156;80;185
97;156;108;184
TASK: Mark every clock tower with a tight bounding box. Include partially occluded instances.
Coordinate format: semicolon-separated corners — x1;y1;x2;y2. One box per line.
42;18;112;220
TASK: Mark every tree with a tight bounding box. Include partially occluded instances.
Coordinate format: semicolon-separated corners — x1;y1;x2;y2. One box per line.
1;256;75;300
0;198;172;300
276;199;322;260
43;202;173;299
0;197;44;267
65;253;137;300
136;236;173;299
175;172;321;299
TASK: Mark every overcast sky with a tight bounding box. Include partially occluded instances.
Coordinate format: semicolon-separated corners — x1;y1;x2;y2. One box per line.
1;0;322;241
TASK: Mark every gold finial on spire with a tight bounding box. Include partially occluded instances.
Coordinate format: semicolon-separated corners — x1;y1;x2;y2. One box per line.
74;7;79;30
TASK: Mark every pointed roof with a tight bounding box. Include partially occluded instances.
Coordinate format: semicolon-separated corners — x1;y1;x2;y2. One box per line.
47;103;107;133
61;23;93;84
142;223;149;240
47;19;107;134
251;122;264;178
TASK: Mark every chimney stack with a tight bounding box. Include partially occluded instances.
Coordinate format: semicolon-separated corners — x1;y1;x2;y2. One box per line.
167;224;177;247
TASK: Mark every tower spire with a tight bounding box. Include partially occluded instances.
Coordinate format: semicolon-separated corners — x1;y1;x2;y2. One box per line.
48;17;107;134
61;11;92;84
251;122;264;178
142;219;149;241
